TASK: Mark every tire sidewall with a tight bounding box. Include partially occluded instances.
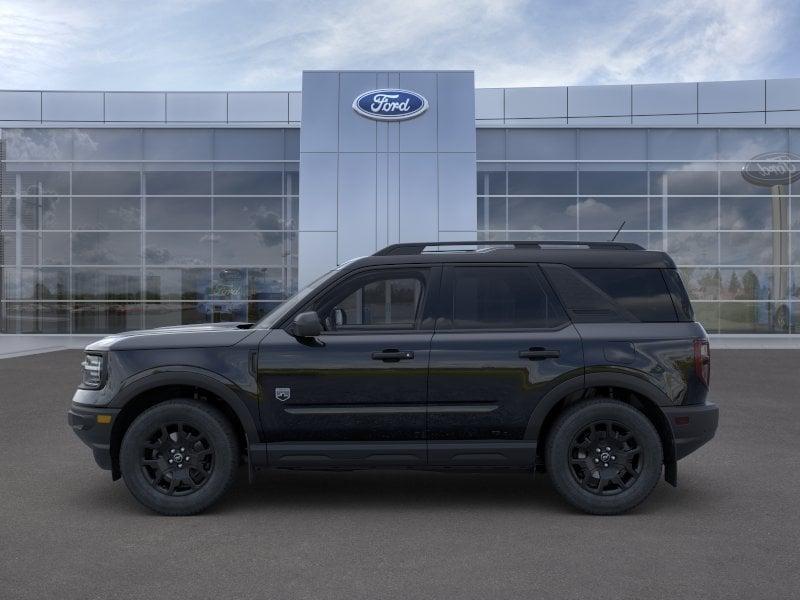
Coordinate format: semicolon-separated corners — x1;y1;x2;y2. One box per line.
546;400;662;515
120;400;237;515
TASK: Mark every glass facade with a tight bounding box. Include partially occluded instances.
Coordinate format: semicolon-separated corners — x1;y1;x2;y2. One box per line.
0;128;299;333
477;128;800;334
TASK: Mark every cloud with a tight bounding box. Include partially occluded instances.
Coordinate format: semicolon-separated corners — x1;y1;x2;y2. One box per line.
0;0;794;90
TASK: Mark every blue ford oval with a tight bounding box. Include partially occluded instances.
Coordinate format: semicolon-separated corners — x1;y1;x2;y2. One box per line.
353;89;428;121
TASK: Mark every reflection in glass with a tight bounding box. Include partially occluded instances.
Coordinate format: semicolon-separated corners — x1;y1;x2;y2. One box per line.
213;197;283;230
650;170;717;195
146;268;211;300
508;171;576;195
20;197;69;230
72;303;142;334
213;232;290;265
508;197;577;230
145;232;212;266
679;268;720;300
2;303;69;333
718;268;776;301
21;232;70;265
72;232;140;265
72;197;141;230
6;171;70;195
144;303;209;328
578;197;646;230
72;171;140;195
720;197;783;230
477;197;506;230
667;197;718;230
720;302;787;334
146;197;211;230
144;171;211;195
73;268;142;300
666;232;718;265
579;171;647;195
213;170;282;195
720;232;773;265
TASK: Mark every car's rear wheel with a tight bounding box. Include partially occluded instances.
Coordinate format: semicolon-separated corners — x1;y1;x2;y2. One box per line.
545;399;662;515
120;400;238;515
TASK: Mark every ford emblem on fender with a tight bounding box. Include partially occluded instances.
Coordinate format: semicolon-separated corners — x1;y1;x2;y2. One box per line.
741;152;800;187
353;89;428;121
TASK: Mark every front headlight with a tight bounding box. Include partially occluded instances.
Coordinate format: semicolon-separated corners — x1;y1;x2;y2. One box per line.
81;353;105;389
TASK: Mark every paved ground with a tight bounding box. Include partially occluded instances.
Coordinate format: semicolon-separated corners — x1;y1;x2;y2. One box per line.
0;350;798;599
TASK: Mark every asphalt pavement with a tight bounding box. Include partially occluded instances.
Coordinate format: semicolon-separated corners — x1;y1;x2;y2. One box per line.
1;349;798;599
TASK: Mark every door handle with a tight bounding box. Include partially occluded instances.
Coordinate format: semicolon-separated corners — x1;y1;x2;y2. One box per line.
372;349;415;362
519;348;560;360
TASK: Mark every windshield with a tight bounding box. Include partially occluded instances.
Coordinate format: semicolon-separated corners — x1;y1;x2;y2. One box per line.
255;268;340;329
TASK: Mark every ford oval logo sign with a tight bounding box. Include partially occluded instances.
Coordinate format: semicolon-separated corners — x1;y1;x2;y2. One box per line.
353;89;428;121
742;152;800;187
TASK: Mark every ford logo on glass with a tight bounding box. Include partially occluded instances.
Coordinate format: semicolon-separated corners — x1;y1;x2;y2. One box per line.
741;152;800;187
353;89;428;121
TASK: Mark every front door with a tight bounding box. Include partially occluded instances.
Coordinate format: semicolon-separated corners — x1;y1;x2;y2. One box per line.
427;264;583;467
258;266;439;467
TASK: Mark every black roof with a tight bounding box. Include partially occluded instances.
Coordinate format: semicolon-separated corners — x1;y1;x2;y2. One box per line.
342;241;676;270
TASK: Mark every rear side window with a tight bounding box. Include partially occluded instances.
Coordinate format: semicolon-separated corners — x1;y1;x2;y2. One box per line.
448;266;567;329
577;268;678;322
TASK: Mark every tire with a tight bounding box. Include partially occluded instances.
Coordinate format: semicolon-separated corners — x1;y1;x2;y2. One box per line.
545;399;662;515
120;400;239;516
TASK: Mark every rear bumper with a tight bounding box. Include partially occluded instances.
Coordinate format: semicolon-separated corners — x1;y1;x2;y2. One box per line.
663;401;719;460
68;403;120;471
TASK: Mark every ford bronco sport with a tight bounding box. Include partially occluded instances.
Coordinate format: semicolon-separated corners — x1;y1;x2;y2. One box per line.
68;241;718;515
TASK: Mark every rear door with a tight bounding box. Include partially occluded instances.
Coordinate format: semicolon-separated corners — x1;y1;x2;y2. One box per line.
427;264;583;467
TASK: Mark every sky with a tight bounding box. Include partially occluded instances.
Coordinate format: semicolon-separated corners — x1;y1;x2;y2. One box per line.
0;0;797;91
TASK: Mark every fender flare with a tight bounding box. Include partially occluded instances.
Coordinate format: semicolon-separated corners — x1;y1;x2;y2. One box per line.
523;371;675;461
110;367;261;442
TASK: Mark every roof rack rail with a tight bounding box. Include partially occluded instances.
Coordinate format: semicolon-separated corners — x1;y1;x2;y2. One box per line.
373;240;644;256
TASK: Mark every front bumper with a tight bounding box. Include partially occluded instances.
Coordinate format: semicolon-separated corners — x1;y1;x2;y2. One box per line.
663;401;719;460
68;403;120;471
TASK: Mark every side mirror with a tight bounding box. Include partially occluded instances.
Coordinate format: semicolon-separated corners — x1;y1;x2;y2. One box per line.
289;311;322;338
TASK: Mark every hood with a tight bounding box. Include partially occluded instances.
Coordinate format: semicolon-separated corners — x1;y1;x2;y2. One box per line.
85;322;259;352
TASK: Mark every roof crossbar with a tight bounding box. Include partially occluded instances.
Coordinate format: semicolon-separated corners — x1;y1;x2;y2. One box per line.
373;240;645;256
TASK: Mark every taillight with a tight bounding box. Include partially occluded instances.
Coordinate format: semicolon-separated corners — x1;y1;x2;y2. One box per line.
693;338;710;387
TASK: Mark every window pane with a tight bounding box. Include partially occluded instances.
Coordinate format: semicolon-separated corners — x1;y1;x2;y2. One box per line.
508;197;577;230
666;197;718;230
477;196;506;230
72;197;141;230
719;302;785;333
145;268;211;300
719;268;778;301
679;268;720;300
578;197;647;230
476;170;506;195
648;130;717;161
72;303;142;333
144;171;211;195
20;232;70;265
143;129;212;160
720;197;779;230
5;171;70;195
213;197;283;230
451;266;566;329
666;232;718;265
476;129;505;160
650;170;717;195
144;303;210;328
337;278;422;327
2;302;70;333
214;129;284;160
578;129;647;161
720;170;776;195
146;197;211;230
212;267;285;301
20;197;69;230
145;232;212;266
73;268;142;300
507;130;575;160
212;232;288;265
720;232;774;265
4;129;72;160
579;171;647;195
213;170;283;195
578;268;677;322
72;232;140;265
73;129;142;160
718;129;788;160
72;171;140;195
508;171;576;195
3;267;69;300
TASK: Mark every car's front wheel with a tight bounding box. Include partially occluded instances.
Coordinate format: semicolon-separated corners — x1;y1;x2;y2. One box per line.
119;400;239;515
545;399;663;515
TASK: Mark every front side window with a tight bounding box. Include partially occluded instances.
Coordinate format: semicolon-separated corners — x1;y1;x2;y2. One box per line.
318;270;427;331
449;266;566;330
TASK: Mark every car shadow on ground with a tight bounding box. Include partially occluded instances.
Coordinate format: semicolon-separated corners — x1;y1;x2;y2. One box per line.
70;466;722;517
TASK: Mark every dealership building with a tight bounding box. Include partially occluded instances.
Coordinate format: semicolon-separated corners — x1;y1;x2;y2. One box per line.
1;70;799;340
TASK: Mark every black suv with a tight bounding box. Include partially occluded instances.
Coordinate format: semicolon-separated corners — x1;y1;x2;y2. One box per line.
68;241;718;515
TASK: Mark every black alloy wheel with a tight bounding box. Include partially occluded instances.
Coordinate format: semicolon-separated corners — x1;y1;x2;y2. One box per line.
568;420;641;495
140;422;215;497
